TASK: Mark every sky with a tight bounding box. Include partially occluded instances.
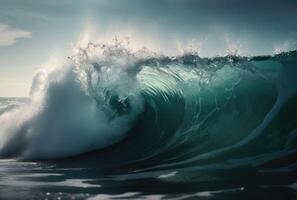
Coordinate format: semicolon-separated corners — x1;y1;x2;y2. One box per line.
0;0;297;97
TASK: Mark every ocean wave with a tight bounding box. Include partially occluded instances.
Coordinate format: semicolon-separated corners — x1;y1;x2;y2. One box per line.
0;42;296;177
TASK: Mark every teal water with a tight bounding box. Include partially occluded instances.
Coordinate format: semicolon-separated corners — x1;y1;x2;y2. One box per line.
0;49;297;199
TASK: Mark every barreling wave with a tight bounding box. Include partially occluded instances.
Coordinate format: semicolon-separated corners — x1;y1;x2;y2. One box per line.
0;41;297;178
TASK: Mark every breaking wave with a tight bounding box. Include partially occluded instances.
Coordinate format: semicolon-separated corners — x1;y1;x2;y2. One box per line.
0;41;297;178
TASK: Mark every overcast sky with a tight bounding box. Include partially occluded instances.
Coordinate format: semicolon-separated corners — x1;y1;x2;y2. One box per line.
0;0;297;96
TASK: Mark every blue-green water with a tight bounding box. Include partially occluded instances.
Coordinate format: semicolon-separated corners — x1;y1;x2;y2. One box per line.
0;48;297;199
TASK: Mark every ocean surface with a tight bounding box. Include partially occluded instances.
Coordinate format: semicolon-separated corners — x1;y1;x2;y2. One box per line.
0;44;297;199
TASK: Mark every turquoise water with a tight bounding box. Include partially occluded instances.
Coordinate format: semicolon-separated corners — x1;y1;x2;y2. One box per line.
0;49;297;199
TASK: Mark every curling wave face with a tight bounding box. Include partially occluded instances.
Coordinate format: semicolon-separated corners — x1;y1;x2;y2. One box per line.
0;42;297;182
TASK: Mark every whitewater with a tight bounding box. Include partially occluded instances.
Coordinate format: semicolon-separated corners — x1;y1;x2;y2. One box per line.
0;41;297;199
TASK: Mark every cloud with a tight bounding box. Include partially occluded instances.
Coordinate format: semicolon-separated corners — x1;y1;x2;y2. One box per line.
0;23;31;46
